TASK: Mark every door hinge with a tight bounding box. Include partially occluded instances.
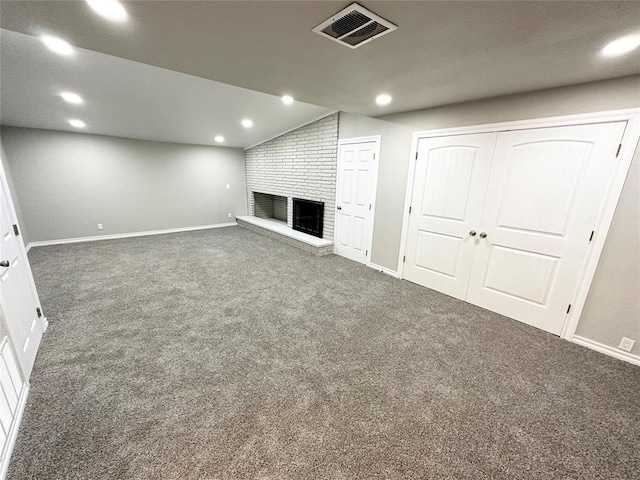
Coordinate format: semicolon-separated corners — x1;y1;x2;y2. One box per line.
616;144;622;157
373;153;376;160
415;152;418;160
366;250;368;256
13;224;20;236
409;206;412;214
403;255;406;263
36;307;42;318
566;304;572;314
589;230;595;242
369;204;372;211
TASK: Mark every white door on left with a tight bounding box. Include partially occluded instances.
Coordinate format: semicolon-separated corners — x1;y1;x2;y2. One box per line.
0;333;27;476
0;159;44;378
335;140;378;264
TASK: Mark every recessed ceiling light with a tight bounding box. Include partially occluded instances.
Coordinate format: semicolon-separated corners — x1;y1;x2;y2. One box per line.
214;135;225;143
68;119;86;128
41;35;74;56
60;92;84;105
282;95;294;105
86;0;128;23
241;119;253;128
376;94;392;106
602;34;640;57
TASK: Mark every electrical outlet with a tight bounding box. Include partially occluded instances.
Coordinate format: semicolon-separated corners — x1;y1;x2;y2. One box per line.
226;184;230;190
618;337;635;352
97;223;104;230
228;213;232;218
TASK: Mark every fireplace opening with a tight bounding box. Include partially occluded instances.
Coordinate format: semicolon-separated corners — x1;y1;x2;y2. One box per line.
292;198;324;238
253;192;287;222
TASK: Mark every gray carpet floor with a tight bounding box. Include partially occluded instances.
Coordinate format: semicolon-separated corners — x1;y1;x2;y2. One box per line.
7;226;640;479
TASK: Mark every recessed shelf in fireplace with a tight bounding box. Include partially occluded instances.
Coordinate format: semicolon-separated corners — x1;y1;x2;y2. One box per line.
253;192;287;222
292;198;324;238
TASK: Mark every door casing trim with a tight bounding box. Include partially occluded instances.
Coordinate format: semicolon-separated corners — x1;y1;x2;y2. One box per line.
0;154;48;372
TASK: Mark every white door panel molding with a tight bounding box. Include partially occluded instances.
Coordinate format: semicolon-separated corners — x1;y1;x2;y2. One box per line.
335;137;380;265
399;109;640;348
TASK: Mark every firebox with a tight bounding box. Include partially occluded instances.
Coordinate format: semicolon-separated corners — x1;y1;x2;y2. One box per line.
292;198;324;238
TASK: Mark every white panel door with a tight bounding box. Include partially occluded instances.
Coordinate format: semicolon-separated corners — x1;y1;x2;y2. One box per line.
335;141;378;264
0;335;26;476
403;133;497;299
466;122;626;334
0;161;43;378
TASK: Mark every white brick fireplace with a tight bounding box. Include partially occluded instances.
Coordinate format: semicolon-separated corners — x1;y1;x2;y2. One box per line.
241;113;339;253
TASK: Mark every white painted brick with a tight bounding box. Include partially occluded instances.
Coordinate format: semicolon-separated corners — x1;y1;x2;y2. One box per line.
244;113;338;240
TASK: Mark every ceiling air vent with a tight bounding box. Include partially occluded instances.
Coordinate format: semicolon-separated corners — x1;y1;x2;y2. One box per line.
313;3;397;49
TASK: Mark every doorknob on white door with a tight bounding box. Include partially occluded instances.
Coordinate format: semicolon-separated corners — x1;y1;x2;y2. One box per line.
0;260;9;268
479;232;488;238
469;230;477;236
336;206;342;210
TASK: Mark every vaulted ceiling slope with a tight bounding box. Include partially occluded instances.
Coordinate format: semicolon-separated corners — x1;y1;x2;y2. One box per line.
0;29;333;148
1;1;639;117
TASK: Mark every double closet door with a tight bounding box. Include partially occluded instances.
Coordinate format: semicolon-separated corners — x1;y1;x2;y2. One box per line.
403;122;626;335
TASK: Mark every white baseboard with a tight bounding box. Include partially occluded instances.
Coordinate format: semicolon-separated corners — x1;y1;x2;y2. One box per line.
26;222;237;250
0;383;29;480
368;262;400;278
572;335;640;367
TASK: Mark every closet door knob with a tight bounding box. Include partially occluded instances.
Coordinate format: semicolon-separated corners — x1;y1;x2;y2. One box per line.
479;232;488;239
0;260;9;268
469;230;477;236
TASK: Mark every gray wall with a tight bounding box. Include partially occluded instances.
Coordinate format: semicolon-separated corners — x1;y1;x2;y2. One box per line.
576;143;640;355
1;127;246;243
379;75;640;130
372;75;640;355
338;113;413;270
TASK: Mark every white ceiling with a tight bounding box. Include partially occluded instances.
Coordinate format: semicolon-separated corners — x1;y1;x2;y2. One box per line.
1;1;639;118
0;29;333;148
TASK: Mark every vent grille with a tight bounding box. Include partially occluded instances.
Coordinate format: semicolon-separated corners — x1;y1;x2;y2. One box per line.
321;11;371;38
342;21;389;46
313;3;397;49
